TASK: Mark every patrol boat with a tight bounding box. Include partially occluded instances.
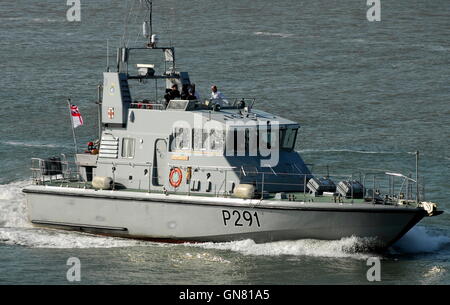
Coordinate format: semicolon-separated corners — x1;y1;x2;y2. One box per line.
23;1;442;249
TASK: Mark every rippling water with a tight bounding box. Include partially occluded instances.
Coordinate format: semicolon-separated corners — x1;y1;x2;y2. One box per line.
0;0;449;284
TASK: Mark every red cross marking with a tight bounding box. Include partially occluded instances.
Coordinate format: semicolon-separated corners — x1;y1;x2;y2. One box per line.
108;108;115;119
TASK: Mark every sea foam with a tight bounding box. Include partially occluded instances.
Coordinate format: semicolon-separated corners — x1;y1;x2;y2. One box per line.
189;236;377;260
0;180;143;249
0;180;31;228
0;228;144;249
254;31;294;38
2;141;65;149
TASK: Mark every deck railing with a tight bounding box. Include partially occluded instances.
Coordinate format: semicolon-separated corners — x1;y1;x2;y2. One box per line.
30;156;425;205
31;157;81;185
130;102;165;110
128;97;257;111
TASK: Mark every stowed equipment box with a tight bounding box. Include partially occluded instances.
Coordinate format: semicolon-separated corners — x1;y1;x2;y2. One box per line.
307;177;336;195
337;180;365;199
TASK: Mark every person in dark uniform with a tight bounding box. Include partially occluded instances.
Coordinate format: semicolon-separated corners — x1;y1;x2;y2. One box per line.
190;84;200;100
181;84;190;100
164;84;181;107
187;87;197;100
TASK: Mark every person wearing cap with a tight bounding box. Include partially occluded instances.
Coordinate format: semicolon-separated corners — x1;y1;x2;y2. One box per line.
85;142;99;155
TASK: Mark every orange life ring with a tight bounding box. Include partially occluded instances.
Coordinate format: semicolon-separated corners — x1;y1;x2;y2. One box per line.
169;167;183;188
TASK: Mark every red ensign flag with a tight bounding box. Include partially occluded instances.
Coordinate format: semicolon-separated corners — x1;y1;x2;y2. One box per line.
70;105;84;128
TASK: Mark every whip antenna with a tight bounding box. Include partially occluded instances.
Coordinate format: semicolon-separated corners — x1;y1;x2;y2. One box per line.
142;0;157;48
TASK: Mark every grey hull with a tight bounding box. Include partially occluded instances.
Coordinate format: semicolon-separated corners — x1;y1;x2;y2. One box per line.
23;185;427;249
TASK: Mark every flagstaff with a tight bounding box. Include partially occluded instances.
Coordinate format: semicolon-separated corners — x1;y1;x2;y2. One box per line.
67;98;83;155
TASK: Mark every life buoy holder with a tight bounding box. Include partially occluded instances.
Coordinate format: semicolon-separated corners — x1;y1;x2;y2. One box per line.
169;167;183;188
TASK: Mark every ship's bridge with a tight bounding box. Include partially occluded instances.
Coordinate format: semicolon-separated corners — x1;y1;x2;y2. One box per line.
167;105;300;156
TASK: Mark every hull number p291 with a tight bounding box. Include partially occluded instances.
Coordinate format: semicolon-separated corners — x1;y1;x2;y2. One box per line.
222;210;261;227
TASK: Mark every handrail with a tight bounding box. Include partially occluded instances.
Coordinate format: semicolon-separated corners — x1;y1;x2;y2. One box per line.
127;97;258;112
130;102;165;110
29;157;426;205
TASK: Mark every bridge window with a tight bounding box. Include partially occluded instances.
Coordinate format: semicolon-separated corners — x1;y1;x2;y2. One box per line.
193;128;224;152
280;127;298;150
193;129;208;150
259;128;272;150
209;129;224;151
174;128;191;150
121;138;135;158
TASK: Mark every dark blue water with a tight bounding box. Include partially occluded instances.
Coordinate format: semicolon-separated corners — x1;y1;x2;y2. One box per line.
0;0;449;284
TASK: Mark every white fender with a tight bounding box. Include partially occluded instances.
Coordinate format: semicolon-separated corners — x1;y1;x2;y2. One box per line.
233;184;255;199
92;176;113;190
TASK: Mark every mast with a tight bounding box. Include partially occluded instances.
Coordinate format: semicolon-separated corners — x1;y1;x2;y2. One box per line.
149;0;153;40
416;150;419;203
143;0;157;48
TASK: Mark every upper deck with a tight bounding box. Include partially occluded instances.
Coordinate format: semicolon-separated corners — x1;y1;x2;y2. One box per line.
128;98;299;127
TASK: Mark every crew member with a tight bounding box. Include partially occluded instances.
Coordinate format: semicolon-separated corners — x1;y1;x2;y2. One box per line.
191;84;200;100
210;85;229;106
85;142;99;155
164;84;181;107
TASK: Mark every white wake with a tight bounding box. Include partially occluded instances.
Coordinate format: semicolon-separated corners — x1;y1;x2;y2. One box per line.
189;237;377;260
254;31;294;39
2;141;66;149
297;149;409;155
0;180;143;249
0;180;31;228
191;226;450;259
0;228;144;249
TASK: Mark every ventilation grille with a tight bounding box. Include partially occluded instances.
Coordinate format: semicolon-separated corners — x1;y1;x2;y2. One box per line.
99;134;119;159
